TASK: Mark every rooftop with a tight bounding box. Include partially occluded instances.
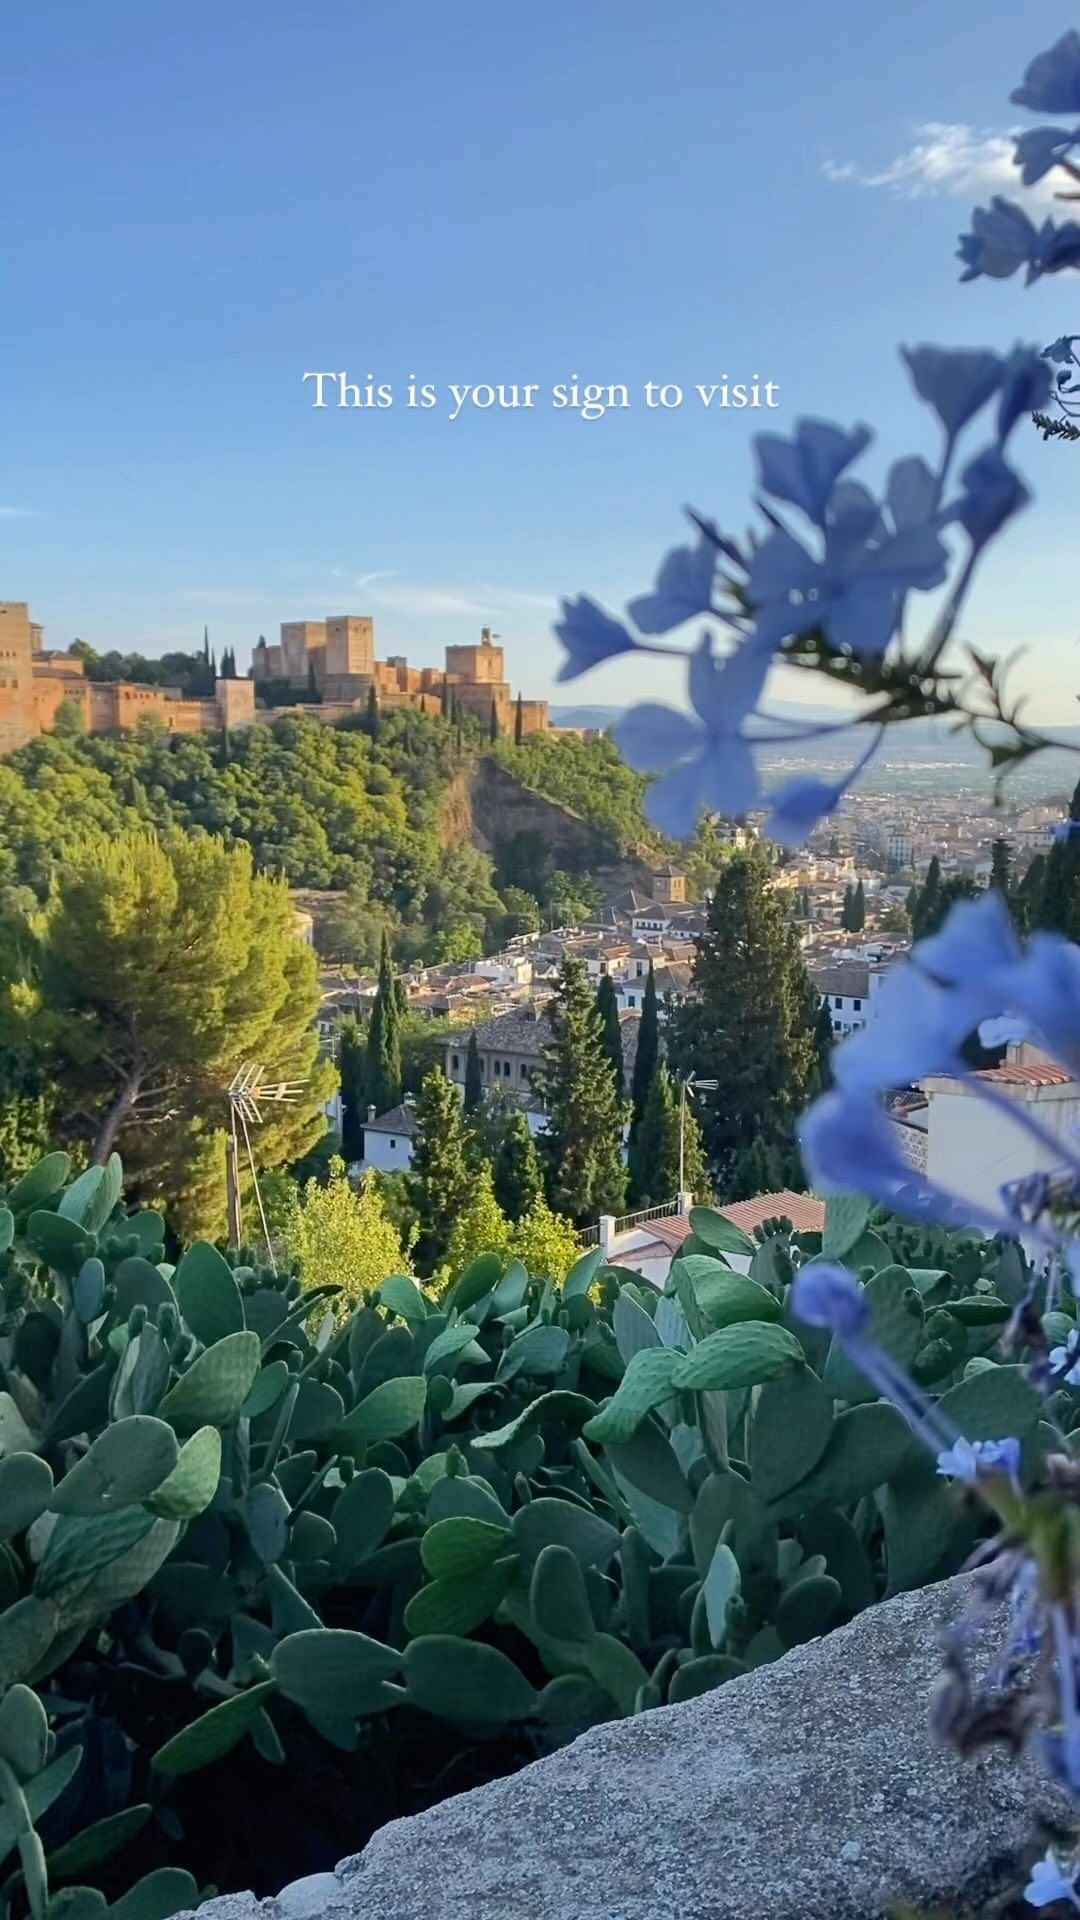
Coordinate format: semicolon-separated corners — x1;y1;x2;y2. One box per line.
365;1102;419;1137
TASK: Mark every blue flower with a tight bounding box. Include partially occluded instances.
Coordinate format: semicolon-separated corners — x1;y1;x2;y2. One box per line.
1001;934;1080;1079
1011;30;1080;115
952;446;1029;550
626;539;717;635
767;774;852;848
901;345;1003;439
614;631;769;836
790;1262;868;1337
754;418;872;526
800;1090;1011;1237
996;345;1053;441
554;597;638;682
1015;124;1080;185
1049;1327;1080;1387
1025;1850;1080;1911
958;198;1080;284
936;1436;1021;1483
831;962;989;1097
915;890;1023;990
886;456;939;529
748;503;949;659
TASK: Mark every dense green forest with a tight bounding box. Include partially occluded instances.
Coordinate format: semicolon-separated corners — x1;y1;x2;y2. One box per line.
0;706;687;965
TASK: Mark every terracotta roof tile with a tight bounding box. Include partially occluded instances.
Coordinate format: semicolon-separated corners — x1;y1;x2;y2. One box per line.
972;1064;1072;1088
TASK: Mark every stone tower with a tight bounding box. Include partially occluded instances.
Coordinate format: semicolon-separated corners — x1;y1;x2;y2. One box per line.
0;603;38;753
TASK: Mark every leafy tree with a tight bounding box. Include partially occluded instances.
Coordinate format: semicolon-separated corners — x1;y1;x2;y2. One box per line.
668;847;819;1196
24;829;333;1234
1038;780;1080;941
595;974;624;1097
287;1160;410;1316
990;837;1013;897
493;1109;544;1221
51;699;85;739
629;961;659;1139
498;887;541;941
441;1163;511;1276
510;1194;581;1281
463;1031;483;1112
911;855;942;940
628;1062;708;1207
408;1069;475;1269
366;930;403;1115
338;1015;367;1162
535;957;627;1224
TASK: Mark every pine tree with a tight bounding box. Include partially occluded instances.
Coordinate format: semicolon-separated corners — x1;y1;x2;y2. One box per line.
409;1068;475;1270
852;878;866;931
595;974;624;1098
905;884;919;927
493;1109;544;1221
911;855;942;940
629;960;659;1140
535;957;627;1224
514;693;523;745
489;699;499;743
628;1062;708;1207
991;837;1013;897
1038;780;1080;940
338;1015;367;1162
366;930;402;1115
463;1030;483;1112
668;847;819;1197
366;683;380;740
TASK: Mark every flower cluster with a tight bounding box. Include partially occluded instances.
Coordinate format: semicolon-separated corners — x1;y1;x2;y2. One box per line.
959;32;1080;284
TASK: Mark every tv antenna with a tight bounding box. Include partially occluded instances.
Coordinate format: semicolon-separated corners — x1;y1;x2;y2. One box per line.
226;1064;306;1269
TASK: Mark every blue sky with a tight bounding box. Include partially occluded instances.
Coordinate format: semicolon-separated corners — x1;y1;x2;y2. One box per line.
4;0;1077;719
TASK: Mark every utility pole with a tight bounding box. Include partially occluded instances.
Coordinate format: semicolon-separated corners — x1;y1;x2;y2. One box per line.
678;1069;717;1197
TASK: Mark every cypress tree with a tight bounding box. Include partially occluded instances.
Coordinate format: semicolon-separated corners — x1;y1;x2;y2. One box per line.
668;846;819;1197
628;1061;707;1207
493;1109;544;1221
1015;851;1048;932
365;929;402;1115
440;674;449;717
911;855;942;940
489;699;499;742
366;683;380;740
514;692;524;745
841;883;854;931
338;1015;367;1162
409;1069;474;1270
535;957;627;1224
595;974;624;1098
1038;781;1080;940
463;1030;484;1112
990;837;1013;897
852;878;866;931
630;961;659;1140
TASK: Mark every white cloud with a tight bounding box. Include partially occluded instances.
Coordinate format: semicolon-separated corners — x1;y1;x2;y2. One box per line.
823;123;1069;207
353;572;555;621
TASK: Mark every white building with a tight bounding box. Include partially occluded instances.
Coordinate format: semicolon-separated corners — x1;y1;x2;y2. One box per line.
589;1190;826;1291
358;1101;418;1173
914;1053;1080;1227
811;958;889;1038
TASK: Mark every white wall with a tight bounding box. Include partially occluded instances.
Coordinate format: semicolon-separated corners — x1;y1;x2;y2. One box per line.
360;1129;415;1173
922;1081;1080;1220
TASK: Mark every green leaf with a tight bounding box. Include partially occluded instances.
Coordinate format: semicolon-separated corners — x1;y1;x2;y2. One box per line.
497;1324;571;1381
688;1207;755;1257
378;1275;430;1323
47;1808;152;1880
676;1260;782;1331
511;1497;621;1571
25;1211;90;1278
749;1367;834;1502
821;1193;872;1261
0;1747;81;1870
582;1349;681;1444
50;1416;178;1515
158;1331;262;1430
422;1323;480;1374
404;1636;536;1725
271;1627;403;1717
174;1243;245;1345
337;1375;427;1446
822;1267;924;1404
145;1427;221;1521
5;1152;72;1213
404;1557;516;1637
606;1421;693;1515
671;1323;804;1392
563;1247;603;1298
936;1363;1041;1441
331;1469;396;1571
107;1259;176;1324
582;1633;649;1715
240;1360;290;1420
151;1682;279;1774
0;1684;48;1778
702;1542;740;1648
529;1542;595;1646
769;1403;916;1517
0;1454;53;1543
775;1571;843;1648
668;1654;745;1702
445;1252;504;1315
106;1867;199;1920
36;1508;157;1599
472;1391;596;1452
421;1517;509;1580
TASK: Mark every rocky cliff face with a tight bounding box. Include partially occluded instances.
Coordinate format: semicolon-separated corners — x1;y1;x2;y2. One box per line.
461;757;655;899
175;1574;1068;1920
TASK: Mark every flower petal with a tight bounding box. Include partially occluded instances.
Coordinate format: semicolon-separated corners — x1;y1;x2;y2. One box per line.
615;702;701;773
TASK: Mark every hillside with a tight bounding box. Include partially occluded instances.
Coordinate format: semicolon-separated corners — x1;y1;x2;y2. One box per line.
0;708;673;965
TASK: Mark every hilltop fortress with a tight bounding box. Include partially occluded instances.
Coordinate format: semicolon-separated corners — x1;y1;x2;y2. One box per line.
0;604;548;754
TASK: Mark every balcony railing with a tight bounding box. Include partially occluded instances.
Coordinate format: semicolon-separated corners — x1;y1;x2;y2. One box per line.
578;1199;679;1248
